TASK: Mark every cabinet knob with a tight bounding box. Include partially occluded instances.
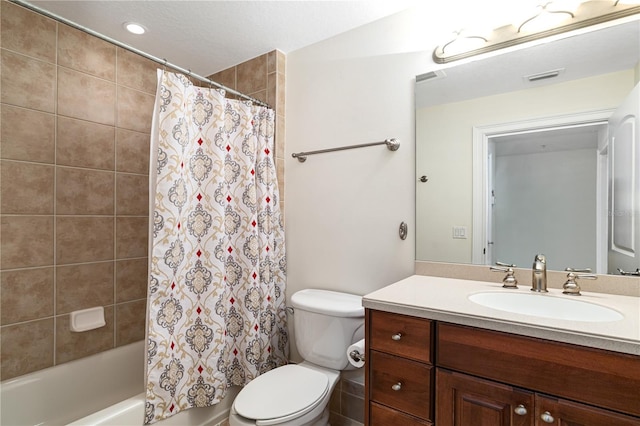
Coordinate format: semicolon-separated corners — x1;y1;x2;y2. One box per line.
391;333;402;341
391;382;402;391
513;404;527;416
540;411;555;423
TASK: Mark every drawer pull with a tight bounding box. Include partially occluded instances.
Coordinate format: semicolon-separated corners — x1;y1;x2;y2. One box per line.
540;411;555;423
391;333;402;341
391;382;402;391
514;404;527;416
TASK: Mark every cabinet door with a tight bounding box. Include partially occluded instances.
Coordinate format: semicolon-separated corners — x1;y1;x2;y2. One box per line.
535;395;640;426
437;369;534;426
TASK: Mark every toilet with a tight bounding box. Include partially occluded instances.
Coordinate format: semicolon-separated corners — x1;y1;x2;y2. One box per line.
229;289;365;426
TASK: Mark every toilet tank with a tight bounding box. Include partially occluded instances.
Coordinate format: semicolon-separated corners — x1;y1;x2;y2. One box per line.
291;289;364;370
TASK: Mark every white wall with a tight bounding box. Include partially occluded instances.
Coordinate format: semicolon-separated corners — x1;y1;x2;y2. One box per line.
285;10;430;360
494;148;597;271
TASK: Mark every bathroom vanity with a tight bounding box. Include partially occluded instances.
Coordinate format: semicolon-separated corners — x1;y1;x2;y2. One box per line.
362;275;640;425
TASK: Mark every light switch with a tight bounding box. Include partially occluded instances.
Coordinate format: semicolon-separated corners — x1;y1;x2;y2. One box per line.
452;226;467;239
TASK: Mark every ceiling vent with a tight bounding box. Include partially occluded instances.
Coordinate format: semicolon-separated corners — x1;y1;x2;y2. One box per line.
416;69;447;84
524;68;565;83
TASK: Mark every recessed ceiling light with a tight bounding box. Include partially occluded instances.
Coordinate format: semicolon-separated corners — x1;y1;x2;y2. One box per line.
124;22;146;35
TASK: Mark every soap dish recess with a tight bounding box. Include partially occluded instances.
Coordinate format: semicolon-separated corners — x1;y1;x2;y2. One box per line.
70;306;106;332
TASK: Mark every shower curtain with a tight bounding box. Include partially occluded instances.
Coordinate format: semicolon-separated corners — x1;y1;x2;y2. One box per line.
145;70;288;424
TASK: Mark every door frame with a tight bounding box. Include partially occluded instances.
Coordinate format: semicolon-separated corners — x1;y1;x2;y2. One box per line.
471;109;614;265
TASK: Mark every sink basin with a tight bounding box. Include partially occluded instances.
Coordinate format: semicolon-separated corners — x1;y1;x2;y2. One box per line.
468;292;624;322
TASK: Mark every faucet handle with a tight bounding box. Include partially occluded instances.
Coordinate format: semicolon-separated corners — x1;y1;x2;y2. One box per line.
563;269;597;296
565;267;592;273
490;261;518;289
617;268;640;276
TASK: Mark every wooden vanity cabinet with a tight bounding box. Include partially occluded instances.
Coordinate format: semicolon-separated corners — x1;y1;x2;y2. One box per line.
365;309;640;426
437;323;640;421
365;309;434;425
437;369;640;426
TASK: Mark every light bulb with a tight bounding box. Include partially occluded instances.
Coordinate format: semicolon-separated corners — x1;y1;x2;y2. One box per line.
124;22;146;35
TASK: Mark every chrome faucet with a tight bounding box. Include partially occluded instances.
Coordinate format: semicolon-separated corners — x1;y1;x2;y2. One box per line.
531;254;548;292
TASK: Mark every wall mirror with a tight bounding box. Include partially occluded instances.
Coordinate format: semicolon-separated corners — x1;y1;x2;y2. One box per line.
415;18;640;276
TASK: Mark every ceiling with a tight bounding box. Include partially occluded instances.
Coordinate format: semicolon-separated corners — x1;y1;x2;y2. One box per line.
18;1;640;102
416;17;640;108
25;0;419;76
492;124;605;156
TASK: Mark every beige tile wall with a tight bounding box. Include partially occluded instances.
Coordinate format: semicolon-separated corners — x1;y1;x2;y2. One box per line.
329;375;365;426
0;1;154;380
0;2;288;383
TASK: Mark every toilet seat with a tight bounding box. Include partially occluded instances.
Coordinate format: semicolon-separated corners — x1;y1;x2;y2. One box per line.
233;364;330;426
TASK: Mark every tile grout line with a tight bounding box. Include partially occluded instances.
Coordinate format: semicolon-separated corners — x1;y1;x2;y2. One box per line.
3;296;147;329
0;158;149;178
114;46;119;349
52;18;59;368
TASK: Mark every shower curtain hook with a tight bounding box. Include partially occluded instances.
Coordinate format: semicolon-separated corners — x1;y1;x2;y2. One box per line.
162;58;167;71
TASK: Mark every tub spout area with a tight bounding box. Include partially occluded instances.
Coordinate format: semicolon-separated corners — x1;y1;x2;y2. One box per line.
0;341;236;426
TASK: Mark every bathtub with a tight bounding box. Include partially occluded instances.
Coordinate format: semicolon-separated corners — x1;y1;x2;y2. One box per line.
0;341;238;425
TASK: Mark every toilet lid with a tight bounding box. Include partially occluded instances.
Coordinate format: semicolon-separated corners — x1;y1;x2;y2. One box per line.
234;364;329;424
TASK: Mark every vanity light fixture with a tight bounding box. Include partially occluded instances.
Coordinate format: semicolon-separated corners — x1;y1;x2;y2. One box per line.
517;2;576;33
433;0;640;63
124;22;146;35
440;30;488;56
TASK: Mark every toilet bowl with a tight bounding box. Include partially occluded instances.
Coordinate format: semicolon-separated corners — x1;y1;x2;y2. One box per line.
228;289;364;426
228;362;339;426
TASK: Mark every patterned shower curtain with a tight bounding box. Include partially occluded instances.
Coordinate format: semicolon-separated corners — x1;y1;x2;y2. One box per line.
145;70;288;424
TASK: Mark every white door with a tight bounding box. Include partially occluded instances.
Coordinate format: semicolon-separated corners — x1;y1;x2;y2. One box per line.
486;143;495;265
608;83;640;276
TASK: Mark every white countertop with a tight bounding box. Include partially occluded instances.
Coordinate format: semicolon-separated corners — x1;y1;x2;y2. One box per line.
363;275;640;355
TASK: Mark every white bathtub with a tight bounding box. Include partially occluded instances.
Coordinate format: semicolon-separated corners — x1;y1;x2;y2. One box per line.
0;341;237;426
68;390;238;426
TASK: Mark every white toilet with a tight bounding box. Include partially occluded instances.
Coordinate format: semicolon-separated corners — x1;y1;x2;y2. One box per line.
229;289;365;426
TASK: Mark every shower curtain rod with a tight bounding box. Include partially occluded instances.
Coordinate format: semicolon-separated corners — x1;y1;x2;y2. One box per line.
291;138;400;163
10;0;270;108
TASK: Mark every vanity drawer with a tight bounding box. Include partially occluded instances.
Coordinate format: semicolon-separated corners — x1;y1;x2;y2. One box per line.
369;310;432;363
370;350;433;420
437;323;640;417
370;402;432;426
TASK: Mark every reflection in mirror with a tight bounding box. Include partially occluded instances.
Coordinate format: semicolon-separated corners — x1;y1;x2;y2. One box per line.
488;124;604;271
416;18;640;276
